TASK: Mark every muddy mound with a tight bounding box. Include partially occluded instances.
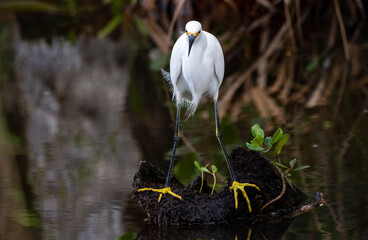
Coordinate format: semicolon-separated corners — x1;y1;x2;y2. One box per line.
132;148;324;225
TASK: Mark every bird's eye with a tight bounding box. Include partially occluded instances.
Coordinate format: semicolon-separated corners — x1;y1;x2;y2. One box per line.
185;30;187;32
198;31;201;34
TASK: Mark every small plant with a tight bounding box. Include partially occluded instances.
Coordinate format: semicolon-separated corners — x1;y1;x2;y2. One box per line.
245;124;310;212
210;165;218;195
272;158;311;177
194;161;208;193
246;124;310;177
194;161;218;195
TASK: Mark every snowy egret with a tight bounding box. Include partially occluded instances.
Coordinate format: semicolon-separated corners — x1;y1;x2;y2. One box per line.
139;21;260;211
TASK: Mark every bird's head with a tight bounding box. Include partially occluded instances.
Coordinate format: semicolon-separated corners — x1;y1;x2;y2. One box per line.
185;21;202;57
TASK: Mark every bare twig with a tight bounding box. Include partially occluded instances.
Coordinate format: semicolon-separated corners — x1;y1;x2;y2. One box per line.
144;16;169;53
256;20;270;89
284;0;297;51
219;22;288;115
305;74;326;108
333;0;350;60
249;13;273;32
355;0;366;19
251;87;285;123
295;0;306;47
282;192;326;218
268;61;287;94
279;60;294;105
260;167;286;213
256;0;276;12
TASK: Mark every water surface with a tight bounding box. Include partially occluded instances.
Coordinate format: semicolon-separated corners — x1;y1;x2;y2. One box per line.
1;27;368;240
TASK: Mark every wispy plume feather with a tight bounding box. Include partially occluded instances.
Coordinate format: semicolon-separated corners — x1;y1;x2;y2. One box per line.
161;68;199;119
161;69;173;92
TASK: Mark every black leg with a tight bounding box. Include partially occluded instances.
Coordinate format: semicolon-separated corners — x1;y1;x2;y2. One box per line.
214;101;237;182
165;104;181;187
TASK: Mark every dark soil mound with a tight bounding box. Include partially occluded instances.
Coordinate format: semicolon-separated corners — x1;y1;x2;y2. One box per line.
132;147;324;225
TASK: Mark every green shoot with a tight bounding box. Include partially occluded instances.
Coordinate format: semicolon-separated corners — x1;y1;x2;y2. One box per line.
246;124;310;177
211;165;218;195
194;161;206;193
193;161;218;195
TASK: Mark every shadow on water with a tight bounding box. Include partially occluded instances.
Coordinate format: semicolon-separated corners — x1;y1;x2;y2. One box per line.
1;6;368;240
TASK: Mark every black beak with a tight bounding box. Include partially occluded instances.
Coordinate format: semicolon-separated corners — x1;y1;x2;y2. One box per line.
188;34;196;57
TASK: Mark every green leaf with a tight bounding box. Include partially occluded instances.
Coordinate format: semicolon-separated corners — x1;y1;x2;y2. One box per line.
264;136;272;148
294;165;310;171
271;161;289;169
250;135;264;146
251;124;264;138
289;158;297;168
97;15;122;38
275;134;290;155
194;161;201;171
246;142;264;151
211;165;218;173
271;128;283;144
201;167;211;174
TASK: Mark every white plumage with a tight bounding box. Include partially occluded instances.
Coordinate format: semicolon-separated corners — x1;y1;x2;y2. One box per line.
162;21;225;116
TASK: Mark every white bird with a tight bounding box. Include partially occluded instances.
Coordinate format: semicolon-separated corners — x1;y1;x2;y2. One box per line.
139;21;260;211
163;20;224;117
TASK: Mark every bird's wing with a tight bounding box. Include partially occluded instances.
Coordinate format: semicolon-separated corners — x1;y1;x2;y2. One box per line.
170;34;186;89
213;39;225;86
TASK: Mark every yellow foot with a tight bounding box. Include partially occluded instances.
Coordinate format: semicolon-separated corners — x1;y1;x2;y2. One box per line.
229;181;260;212
138;187;183;202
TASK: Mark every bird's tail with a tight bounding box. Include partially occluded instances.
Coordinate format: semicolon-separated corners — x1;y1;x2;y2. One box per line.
184;98;199;119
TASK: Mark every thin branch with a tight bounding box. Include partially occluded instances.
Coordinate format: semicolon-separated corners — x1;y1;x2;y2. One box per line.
333;0;350;60
284;0;297;51
260;166;286;214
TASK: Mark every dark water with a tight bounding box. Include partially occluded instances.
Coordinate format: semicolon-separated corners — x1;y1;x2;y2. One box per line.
1;29;368;240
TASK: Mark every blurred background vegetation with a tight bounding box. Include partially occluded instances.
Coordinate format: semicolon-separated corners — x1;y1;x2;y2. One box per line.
0;0;368;239
1;0;367;124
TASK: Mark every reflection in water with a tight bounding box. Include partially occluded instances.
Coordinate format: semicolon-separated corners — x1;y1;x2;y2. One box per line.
11;36;144;239
137;221;291;240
